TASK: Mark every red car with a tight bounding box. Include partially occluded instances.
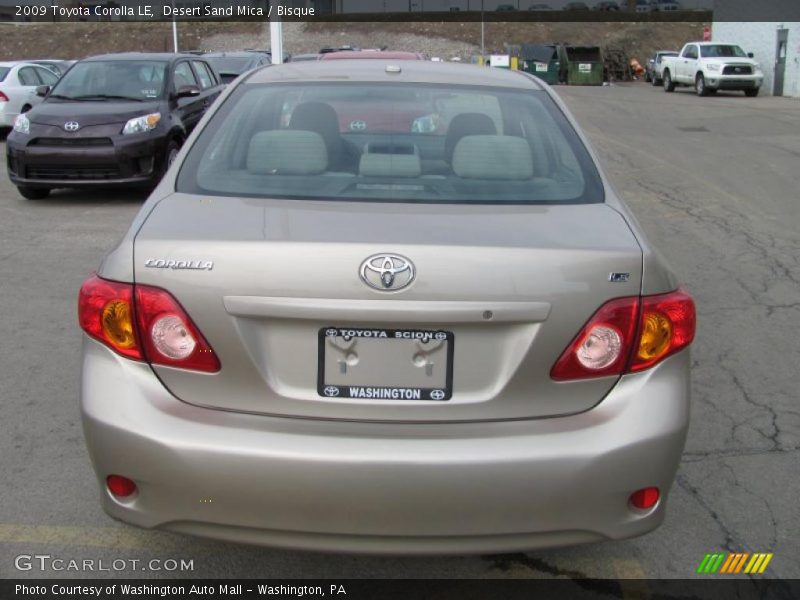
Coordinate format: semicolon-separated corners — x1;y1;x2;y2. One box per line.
319;50;425;61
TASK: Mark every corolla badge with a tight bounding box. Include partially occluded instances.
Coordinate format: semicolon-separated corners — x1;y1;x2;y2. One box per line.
64;121;80;132
145;258;214;271
360;254;415;292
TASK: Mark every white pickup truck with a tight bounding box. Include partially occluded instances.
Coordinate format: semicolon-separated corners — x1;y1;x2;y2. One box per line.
660;42;764;96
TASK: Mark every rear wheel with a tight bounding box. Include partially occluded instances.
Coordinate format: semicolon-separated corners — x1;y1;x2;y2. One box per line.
17;186;50;200
745;88;760;97
663;70;675;92
651;76;661;87
695;73;709;96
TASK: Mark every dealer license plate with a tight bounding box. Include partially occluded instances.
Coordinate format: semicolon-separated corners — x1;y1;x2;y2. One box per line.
318;327;454;401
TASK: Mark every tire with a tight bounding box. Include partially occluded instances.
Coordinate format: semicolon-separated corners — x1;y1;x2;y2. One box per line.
652;76;661;87
745;88;760;97
663;70;675;92
695;73;709;96
644;72;651;83
159;139;181;179
17;186;50;200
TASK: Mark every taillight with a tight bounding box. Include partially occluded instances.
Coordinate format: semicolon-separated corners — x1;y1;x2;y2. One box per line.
78;274;219;373
78;275;141;360
0;91;9;102
551;297;640;380
135;285;220;372
630;289;695;372
551;288;695;381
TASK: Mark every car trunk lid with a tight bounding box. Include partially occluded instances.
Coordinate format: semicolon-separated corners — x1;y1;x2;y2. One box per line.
132;193;642;422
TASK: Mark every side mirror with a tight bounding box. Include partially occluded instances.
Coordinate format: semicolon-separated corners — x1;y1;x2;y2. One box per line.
747;52;754;58
35;85;51;97
175;84;201;99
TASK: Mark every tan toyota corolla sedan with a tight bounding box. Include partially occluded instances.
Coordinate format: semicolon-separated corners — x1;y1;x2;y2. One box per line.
78;60;695;554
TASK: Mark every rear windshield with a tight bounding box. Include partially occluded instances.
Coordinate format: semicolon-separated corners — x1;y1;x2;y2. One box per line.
700;45;747;58
0;67;9;82
49;60;168;101
204;57;254;75
177;82;604;205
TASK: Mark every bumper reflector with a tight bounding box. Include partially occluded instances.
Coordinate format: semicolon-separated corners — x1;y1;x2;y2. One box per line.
629;487;660;510
106;475;137;498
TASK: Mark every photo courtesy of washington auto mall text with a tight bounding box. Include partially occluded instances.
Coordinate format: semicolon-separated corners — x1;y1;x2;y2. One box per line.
14;583;347;598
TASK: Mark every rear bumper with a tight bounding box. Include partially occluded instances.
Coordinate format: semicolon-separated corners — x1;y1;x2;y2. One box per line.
0;107;19;128
81;338;690;555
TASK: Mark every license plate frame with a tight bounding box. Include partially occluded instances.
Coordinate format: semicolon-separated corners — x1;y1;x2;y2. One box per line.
317;326;454;401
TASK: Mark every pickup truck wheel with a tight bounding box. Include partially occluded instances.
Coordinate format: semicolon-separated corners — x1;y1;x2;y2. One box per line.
663;71;675;92
745;88;760;97
695;73;709;96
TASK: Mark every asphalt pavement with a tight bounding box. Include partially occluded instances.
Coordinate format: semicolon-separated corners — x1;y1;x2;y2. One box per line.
0;83;798;582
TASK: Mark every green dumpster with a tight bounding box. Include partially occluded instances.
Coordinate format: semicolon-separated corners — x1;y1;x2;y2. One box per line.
565;46;604;86
518;44;564;85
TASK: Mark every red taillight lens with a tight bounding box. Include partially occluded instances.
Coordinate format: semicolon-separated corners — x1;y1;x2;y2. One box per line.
630;288;695;372
135;285;220;373
551;288;695;381
0;91;9;102
550;297;640;380
629;487;660;510
78;274;220;373
106;475;137;498
78;275;142;360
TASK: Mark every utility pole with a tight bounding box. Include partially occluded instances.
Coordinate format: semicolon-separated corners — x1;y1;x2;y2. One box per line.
480;0;485;56
171;0;178;52
270;6;284;64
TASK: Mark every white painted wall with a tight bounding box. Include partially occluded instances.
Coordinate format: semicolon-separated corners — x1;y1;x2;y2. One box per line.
712;21;800;97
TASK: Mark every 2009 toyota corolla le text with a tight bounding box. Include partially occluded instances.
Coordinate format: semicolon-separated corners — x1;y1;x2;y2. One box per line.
78;60;696;555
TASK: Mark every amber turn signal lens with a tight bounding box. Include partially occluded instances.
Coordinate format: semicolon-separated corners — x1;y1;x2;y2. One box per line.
101;299;136;350
637;311;672;362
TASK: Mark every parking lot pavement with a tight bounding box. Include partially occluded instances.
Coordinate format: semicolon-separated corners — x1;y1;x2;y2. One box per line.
0;83;798;581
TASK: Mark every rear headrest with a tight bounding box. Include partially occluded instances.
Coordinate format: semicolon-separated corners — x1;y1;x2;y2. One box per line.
444;112;497;163
246;130;328;175
452;135;533;180
359;153;422;178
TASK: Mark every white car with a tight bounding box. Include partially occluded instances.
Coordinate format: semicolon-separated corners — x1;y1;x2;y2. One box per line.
0;62;60;129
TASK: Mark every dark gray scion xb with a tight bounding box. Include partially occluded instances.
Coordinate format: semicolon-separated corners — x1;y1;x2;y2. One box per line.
6;52;222;199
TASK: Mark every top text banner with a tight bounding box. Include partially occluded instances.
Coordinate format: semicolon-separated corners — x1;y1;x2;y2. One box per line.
0;0;797;22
